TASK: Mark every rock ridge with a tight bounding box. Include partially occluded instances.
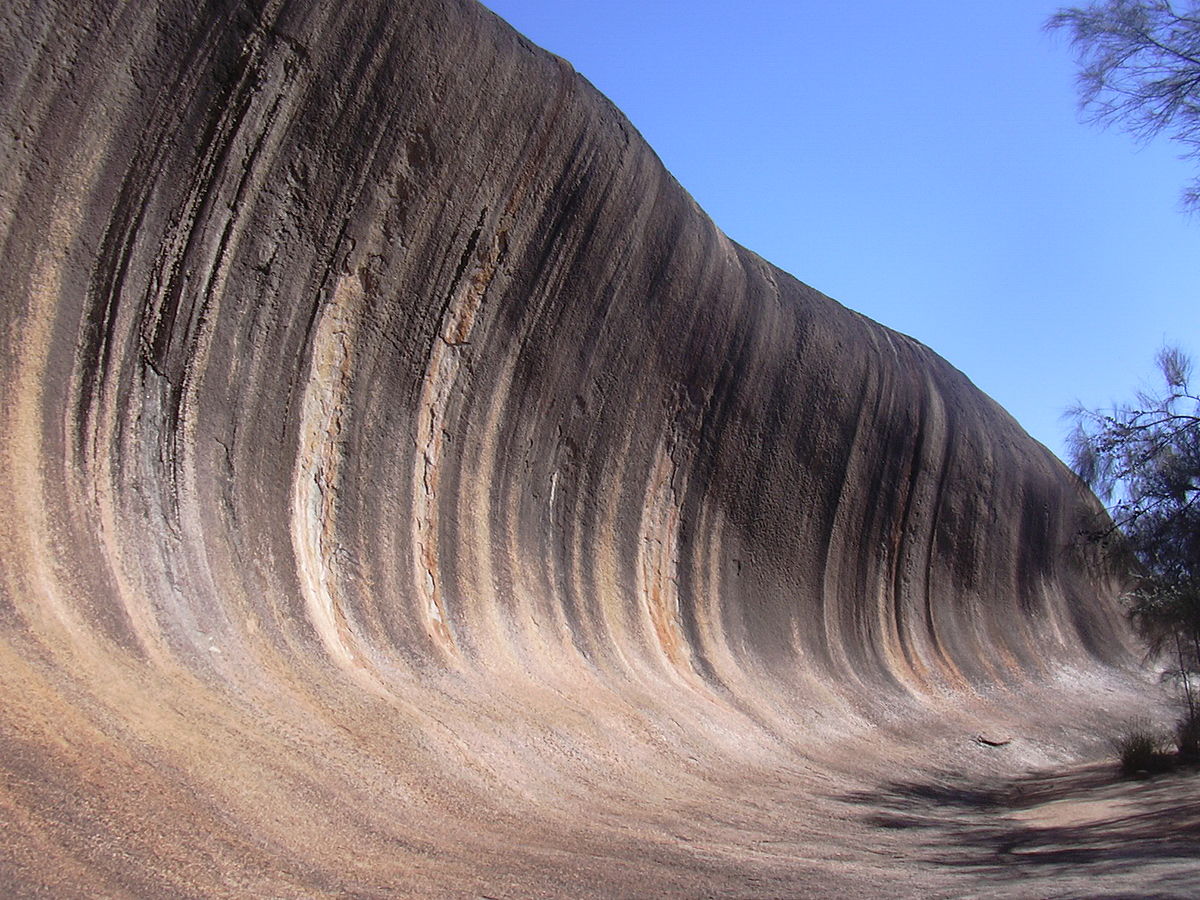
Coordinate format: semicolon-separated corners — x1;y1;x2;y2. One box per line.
0;0;1136;894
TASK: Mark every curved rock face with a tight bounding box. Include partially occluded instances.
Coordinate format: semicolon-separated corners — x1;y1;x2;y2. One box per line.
1;0;1134;895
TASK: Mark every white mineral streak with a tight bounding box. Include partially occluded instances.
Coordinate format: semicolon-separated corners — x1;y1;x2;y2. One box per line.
292;272;365;672
412;230;502;651
6;132;111;645
638;438;688;674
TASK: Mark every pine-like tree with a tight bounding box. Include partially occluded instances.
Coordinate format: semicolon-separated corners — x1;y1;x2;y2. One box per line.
1048;1;1200;210
1069;348;1200;724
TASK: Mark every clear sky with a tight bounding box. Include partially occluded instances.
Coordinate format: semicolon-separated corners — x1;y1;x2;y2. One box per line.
481;0;1198;462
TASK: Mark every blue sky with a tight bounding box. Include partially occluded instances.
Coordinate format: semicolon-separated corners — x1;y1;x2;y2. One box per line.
481;0;1198;461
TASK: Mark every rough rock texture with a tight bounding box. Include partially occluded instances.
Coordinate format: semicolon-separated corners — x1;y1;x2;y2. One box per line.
0;0;1150;895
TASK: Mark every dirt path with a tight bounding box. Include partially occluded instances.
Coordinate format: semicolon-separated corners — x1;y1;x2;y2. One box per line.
851;759;1200;897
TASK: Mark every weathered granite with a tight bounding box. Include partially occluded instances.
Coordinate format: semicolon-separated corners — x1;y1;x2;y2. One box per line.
0;0;1141;895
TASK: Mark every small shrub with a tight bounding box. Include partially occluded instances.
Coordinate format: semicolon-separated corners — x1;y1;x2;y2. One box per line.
1176;712;1200;759
1113;719;1172;776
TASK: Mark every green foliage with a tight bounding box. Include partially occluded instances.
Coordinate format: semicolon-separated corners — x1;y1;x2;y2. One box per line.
1113;718;1173;774
1176;710;1200;756
1068;348;1200;716
1047;1;1200;210
1128;576;1200;715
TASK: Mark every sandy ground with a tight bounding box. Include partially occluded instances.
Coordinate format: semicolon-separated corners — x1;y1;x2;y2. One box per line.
851;756;1200;898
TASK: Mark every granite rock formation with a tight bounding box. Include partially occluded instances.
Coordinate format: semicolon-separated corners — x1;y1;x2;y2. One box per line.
0;0;1140;895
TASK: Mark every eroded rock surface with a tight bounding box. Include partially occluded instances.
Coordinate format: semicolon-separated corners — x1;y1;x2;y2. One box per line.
0;0;1143;895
